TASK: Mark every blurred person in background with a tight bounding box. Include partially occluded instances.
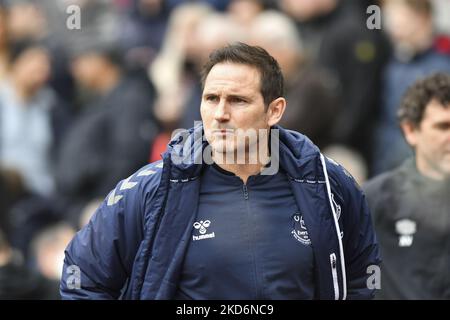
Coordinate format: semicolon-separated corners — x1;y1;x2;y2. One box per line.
0;40;71;198
227;0;265;27
37;0;118;51
0;4;9;80
249;10;341;148
178;12;247;129
323;145;368;185
0;35;69;259
364;73;450;299
29;223;76;298
117;0;171;68
149;3;245;161
279;0;344;55
0;228;55;299
0;168;25;250
279;0;390;170
0;41;70;255
6;0;47;42
6;0;77;114
78;198;103;229
149;2;213;135
55;43;159;224
372;0;450;175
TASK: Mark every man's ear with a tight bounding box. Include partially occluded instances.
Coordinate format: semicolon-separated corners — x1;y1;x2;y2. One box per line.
400;121;419;148
267;97;286;127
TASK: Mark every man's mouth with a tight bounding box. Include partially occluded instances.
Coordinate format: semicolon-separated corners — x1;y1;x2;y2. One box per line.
213;129;234;135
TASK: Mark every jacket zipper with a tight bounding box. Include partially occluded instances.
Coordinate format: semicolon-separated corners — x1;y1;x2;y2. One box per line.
243;184;260;298
243;184;249;200
330;253;340;300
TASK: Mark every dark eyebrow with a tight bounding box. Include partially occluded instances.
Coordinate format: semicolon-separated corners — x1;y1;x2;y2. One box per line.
203;92;218;98
227;94;250;101
433;120;450;127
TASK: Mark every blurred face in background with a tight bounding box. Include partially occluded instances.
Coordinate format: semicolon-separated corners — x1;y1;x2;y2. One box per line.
249;12;302;81
383;1;433;53
12;47;51;92
250;37;300;82
194;14;245;67
169;4;212;66
280;0;338;21
34;225;75;280
402;100;450;180
71;52;107;91
228;0;264;26
7;2;47;40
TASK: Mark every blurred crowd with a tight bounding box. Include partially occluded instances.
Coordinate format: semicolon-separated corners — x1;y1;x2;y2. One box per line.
0;0;449;299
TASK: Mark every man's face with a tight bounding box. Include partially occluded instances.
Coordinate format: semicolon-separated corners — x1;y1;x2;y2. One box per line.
71;53;106;91
383;2;431;51
14;47;51;91
280;0;337;21
201;62;271;158
403;100;450;180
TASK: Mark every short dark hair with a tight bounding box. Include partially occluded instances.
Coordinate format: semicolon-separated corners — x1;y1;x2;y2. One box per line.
201;42;284;107
9;39;48;64
70;40;124;67
398;73;450;127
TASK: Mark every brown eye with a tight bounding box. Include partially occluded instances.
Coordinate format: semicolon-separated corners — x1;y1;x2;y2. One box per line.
206;95;219;102
230;97;246;104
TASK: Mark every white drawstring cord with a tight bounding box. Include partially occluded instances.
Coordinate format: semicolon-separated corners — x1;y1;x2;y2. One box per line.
320;153;347;300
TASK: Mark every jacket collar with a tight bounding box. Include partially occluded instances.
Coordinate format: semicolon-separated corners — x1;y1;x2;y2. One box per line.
164;124;325;182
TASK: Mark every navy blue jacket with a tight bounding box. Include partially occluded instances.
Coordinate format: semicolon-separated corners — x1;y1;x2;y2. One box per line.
60;125;380;299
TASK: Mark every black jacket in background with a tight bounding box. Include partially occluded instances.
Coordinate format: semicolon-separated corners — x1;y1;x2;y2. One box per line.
0;263;57;299
55;76;159;221
363;159;450;299
295;1;391;165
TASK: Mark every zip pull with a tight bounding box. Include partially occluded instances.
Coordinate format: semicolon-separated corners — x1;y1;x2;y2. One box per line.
242;185;249;200
330;253;340;300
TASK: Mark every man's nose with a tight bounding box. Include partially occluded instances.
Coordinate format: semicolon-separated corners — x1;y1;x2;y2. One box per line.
214;100;230;122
